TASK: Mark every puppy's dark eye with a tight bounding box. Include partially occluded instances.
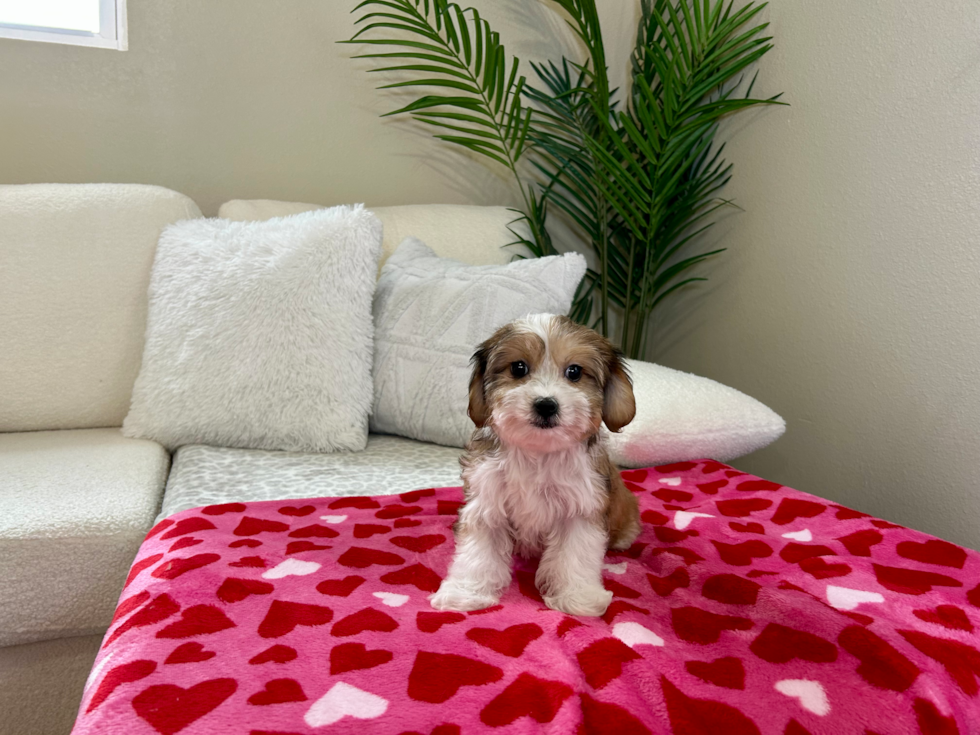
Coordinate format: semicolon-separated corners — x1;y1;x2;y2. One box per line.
565;364;582;382
511;361;529;378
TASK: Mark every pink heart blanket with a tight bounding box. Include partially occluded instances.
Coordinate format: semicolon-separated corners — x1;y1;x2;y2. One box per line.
72;461;980;734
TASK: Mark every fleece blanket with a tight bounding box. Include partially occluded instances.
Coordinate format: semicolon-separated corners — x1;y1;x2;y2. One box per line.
72;461;980;735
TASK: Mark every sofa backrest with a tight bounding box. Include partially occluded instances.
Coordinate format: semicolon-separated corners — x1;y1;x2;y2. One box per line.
218;199;529;268
0;183;202;432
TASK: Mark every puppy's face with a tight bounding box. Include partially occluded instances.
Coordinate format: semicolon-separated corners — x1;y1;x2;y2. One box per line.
468;314;635;453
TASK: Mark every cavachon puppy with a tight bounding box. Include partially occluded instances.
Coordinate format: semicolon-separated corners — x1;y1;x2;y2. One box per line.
429;313;639;617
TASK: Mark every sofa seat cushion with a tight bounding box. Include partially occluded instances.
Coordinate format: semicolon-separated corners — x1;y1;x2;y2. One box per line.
0;429;170;646
159;435;462;519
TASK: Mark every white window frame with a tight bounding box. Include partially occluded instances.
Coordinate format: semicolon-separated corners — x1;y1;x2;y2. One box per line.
0;0;127;50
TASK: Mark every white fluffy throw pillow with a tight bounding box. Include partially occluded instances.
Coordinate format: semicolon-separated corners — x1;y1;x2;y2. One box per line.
372;238;587;447
123;206;382;453
606;360;786;468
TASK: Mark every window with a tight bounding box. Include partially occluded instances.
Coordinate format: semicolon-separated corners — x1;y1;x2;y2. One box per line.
0;0;127;50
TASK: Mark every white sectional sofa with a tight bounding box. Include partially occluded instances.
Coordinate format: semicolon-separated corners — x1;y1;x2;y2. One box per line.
0;184;519;735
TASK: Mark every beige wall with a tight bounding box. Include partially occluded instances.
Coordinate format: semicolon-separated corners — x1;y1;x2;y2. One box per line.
654;1;980;549
3;1;979;548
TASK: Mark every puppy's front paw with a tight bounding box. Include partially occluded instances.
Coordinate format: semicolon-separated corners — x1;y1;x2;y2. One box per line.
429;582;499;612
543;585;613;617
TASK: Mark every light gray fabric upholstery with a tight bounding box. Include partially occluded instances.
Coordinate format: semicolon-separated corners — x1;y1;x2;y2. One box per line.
0;429;170;647
159;434;463;519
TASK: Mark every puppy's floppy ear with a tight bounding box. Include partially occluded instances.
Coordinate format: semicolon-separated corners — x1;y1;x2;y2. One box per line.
468;343;491;428
602;348;635;433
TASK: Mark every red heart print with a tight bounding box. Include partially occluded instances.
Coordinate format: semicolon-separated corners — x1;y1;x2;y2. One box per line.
897;539;967;569
671;606;753;644
288;524;339;539
621;469;649;482
437;500;463;515
330;641;394;674
331;607;399;637
729;521;765;534
159;517;216;540
580;692;651;735
286;541;331;555
278;505;315;517
229;556;266;568
609;541;651;559
247;678;307;705
234;517;290;536
408;651;503;703
913;605;974;632
715;498;772;518
86;659;156;712
624;481;646;495
649;547;703;565
146;519;174;539
700;461;729;474
217;578;274;603
380;563;442;592
468;605;503;616
515;570;544;603
330;496;380;509
353;524;391;538
701;574;760;605
605;579;642;599
914;698;959;735
400;488;436;502
258;600;333;638
873;564;962;595
390;535;446;553
417;611;466;633
106;594;180;646
641;509;668;525
165;642;217;665
685;657;745;689
652;488;694;503
156;605;236;639
168;537;203;552
466;623;543;657
697;480;728;494
838;625;920;691
556;617;584;637
316;575;365;597
376;504;423;519
124;553;164;588
661;676;759;735
746;570;778;578
338;546;406;568
576;638;641;689
799;556;852;579
712;540;772;566
601;601;650;624
656;461;697;473
899;630;980;695
152;553;221;580
653;527;697;544
479;672;573;726
395;518;423;528
833;504;870;520
780;543;837;564
750;623;837;663
770;498;826;525
202;502;246;515
229;539;262;548
132;678;237;735
736;479;779;491
726;471;747;478
249;644;297;665
836;529;883;557
110;590;150;627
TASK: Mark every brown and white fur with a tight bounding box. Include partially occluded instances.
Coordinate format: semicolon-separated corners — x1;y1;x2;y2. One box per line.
429;313;640;617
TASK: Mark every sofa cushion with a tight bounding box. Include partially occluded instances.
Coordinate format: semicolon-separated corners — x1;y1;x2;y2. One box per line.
0;184;203;432
0;429;170;646
217;199;530;269
158;435;462;519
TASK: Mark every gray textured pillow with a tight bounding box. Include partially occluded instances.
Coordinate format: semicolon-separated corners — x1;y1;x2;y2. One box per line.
123;206;382;453
371;237;587;447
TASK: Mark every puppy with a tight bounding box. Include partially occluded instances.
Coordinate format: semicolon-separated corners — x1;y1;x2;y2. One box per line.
429;313;640;617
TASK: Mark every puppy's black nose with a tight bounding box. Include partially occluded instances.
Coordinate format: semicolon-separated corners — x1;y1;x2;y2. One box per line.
533;397;559;420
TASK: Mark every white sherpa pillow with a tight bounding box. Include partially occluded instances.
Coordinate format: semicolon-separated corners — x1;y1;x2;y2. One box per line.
606;359;786;468
123;206;382;453
372;237;587;447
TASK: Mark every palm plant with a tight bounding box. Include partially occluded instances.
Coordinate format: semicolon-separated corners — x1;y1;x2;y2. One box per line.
346;0;783;358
